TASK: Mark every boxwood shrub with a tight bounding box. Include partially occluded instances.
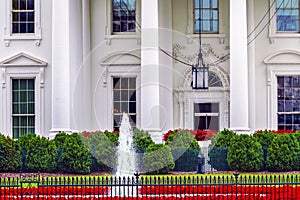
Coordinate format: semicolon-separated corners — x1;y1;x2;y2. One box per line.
55;133;91;174
0;134;21;172
227;134;263;172
143;144;174;174
165;130;200;172
17;133;57;172
208;129;237;171
266;134;300;172
84;132;117;172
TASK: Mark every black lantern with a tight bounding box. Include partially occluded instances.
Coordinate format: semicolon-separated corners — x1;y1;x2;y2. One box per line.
192;63;209;89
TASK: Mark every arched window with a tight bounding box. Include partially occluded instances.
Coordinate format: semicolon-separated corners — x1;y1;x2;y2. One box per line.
208;72;223;87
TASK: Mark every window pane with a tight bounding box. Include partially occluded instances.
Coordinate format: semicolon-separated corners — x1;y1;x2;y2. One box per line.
28;103;34;114
12;23;19;33
28;12;34;21
121;78;128;89
20;12;26;21
129;102;136;113
113;78;121;89
13;0;19;10
121;102;128;112
13;12;19;21
13;91;19;102
20;0;26;9
28;116;34;126
121;90;128;101
12;104;19;114
27;0;34;9
114;90;121;101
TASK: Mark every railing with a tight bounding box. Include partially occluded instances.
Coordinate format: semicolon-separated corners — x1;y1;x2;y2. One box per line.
0;172;300;199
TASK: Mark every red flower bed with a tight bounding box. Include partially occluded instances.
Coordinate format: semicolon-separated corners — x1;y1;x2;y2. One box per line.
255;129;296;134
1;185;300;199
163;129;217;141
140;185;300;199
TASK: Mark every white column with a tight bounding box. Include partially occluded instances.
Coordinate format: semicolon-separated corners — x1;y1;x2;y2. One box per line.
50;0;72;136
247;0;256;132
229;0;250;133
141;0;161;142
82;0;91;130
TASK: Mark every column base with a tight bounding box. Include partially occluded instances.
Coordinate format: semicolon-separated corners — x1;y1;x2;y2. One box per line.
49;128;73;139
143;128;163;144
229;127;251;135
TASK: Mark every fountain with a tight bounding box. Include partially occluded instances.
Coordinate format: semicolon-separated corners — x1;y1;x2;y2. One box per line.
115;112;138;177
113;113;139;196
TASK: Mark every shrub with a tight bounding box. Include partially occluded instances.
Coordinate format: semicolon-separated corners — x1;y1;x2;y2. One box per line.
133;128;154;150
104;130;119;145
266;134;300;172
132;129;155;172
227;134;263;172
0;134;21;172
143;144;174;174
208;129;237;171
253;130;276;147
84;132;116;172
55;133;91;174
17;134;57;172
165;130;200;172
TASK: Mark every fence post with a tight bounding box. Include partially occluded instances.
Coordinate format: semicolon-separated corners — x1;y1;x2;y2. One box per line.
134;172;140;197
234;171;240;200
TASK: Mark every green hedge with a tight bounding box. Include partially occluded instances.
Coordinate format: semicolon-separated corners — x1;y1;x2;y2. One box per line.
165;130;200;172
208;129;237;171
266;134;300;172
17;134;57;172
84;132;117;172
227;134;263;172
0;135;21;172
143;144;174;174
171;148;200;171
208;147;230;171
55;133;91;174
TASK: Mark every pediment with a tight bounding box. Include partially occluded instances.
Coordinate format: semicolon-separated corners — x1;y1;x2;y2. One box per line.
264;50;300;64
100;52;141;66
0;52;47;67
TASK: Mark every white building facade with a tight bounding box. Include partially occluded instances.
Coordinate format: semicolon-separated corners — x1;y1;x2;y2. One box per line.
0;0;300;141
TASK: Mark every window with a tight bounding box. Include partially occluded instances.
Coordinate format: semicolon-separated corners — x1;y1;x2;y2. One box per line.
113;77;136;131
276;0;299;32
112;0;136;33
12;0;35;34
194;0;219;33
194;103;219;130
12;79;35;139
277;76;300;130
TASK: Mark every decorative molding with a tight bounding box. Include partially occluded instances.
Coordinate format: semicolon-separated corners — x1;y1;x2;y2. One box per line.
0;52;48;67
2;68;6;88
264;50;300;64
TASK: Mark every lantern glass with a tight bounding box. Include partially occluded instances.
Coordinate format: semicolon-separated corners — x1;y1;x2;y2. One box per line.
192;66;209;89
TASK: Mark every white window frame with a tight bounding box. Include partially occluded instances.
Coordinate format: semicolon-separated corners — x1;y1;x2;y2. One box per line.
11;78;36;138
194;102;220;130
105;0;141;45
0;53;47;137
184;92;227;131
111;76;138;130
186;0;225;44
3;0;42;47
265;50;300;129
268;0;300;44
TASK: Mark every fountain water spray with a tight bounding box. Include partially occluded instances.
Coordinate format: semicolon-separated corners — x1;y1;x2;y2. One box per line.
112;113;139;196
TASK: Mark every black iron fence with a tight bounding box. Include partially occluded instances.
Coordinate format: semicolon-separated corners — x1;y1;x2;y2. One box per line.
1;172;300;199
